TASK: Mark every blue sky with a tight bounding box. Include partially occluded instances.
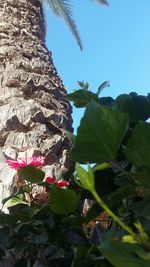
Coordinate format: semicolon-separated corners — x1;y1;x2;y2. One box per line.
45;0;150;131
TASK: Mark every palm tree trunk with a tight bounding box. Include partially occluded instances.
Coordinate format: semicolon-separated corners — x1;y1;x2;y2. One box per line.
0;0;73;206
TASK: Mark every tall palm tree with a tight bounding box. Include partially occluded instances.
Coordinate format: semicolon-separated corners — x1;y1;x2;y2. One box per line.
0;0;108;207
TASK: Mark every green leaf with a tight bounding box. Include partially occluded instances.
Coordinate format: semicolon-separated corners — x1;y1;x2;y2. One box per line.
50;187;79;215
104;185;134;207
0;229;13;248
100;239;150;267
18;165;45;183
122;235;138;244
77;81;89;91
0;247;5;258
99;96;114;107
131;198;150;219
93;162;111;172
131;166;150;189
71;102;129;163
134;222;149;240
31;232;48;244
14;242;28;256
47;0;82;50
66;89;99;108
0;213;20;226
124;122;150;167
15;258;28;267
96;81;110;95
115;93;150;123
77;81;84;87
75;163;95;191
85;185;134;223
4;194;27;208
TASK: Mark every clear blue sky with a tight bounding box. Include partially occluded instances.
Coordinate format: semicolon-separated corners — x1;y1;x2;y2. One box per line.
45;0;150;131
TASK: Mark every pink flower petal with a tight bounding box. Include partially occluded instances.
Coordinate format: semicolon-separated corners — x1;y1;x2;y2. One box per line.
6;156;45;170
45;177;57;184
5;160;25;169
56;180;69;188
31;156;45;166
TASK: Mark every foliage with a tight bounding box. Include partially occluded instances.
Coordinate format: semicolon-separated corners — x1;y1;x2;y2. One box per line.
1;81;150;266
45;0;108;50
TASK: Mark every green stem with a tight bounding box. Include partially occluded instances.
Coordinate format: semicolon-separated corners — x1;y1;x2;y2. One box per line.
91;189;135;237
91;189;150;250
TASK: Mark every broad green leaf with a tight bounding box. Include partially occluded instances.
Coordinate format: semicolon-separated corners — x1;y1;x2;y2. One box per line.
132;166;150;189
124;122;150;167
0;229;13;248
75;163;95;190
131;198;150;219
31;232;48;244
100;239;150;267
71;102;129;163
0;213;22;226
104;185;134;208
14;242;28;256
15;258;28;267
50;187;79;215
4;194;27;208
66;89;99;108
116;93;150;123
99;96;114;107
18;165;45;183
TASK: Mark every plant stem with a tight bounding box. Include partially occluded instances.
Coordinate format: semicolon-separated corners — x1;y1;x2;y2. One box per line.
91;189;150;250
91;189;135;237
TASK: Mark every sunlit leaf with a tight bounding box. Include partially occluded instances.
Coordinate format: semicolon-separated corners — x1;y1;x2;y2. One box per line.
71;102;129;163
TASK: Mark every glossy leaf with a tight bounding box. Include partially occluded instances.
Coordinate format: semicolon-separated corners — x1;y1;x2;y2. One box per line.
75;163;95;191
50;187;79;215
116;93;150;123
18;165;45;183
100;239;150;267
66;89;99;108
71;102;129;163
131;166;150;189
131;198;150;219
124;122;150;167
4;194;27;208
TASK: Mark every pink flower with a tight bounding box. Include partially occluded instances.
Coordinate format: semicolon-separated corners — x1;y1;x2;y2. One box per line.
45;176;69;188
6;156;45;170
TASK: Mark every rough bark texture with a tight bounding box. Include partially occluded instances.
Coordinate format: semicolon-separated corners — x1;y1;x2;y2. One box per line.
0;0;73;208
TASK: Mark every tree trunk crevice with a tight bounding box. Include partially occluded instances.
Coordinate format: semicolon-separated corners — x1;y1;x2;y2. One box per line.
0;0;73;207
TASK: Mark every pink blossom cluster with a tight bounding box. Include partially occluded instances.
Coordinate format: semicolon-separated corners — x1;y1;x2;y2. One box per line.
6;156;69;188
6;156;44;169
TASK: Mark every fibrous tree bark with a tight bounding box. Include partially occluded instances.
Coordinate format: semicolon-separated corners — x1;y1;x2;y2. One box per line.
0;0;73;207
